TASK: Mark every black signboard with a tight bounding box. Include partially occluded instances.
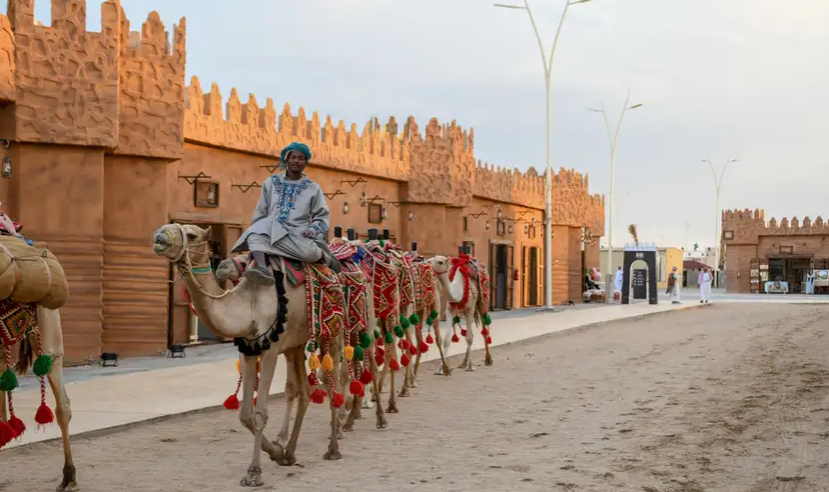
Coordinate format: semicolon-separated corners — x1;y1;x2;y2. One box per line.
633;269;647;299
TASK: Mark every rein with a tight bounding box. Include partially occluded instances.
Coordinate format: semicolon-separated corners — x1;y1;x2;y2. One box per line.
166;223;231;300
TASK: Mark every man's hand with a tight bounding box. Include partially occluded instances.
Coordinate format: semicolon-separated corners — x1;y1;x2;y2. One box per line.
300;229;316;239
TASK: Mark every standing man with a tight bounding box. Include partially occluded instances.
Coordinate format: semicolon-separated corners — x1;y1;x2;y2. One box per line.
613;266;624;301
232;142;342;285
667;266;681;304
698;267;712;304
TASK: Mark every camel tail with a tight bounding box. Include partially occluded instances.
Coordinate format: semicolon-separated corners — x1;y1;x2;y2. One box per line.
14;333;34;376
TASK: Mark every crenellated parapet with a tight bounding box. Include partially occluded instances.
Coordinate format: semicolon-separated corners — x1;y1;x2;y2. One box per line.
474;163;605;231
6;0;121;146
0;15;13;102
114;7;186;159
721;208;829;244
404;117;475;207
184;77;411;181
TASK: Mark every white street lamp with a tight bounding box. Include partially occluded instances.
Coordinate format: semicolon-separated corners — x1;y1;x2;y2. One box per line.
701;154;739;288
587;93;642;293
495;0;595;310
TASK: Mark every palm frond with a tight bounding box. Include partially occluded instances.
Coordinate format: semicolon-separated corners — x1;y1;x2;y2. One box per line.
628;224;639;245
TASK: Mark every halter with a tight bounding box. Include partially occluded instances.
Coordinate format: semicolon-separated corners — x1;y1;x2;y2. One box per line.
165;223;229;300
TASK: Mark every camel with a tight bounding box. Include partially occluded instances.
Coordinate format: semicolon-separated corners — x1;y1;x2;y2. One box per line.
153;223;348;487
216;250;388;432
429;254;494;372
0;307;77;492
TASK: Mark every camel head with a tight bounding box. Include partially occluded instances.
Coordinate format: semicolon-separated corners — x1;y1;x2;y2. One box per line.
428;255;450;274
152;223;213;268
216;254;249;283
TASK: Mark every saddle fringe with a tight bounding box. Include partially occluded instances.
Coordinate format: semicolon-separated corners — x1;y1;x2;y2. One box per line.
13;333;33;376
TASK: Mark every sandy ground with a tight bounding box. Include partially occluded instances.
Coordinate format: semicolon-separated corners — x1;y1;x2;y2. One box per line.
2;303;829;492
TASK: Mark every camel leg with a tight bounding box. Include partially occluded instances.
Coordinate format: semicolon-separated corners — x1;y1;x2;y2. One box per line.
275;350;299;449
462;312;475;371
482;311;494;367
236;354;284;464
367;345;388;429
412;318;423;387
343;338;362;432
239;352;277;487
282;349;310;466
45;354;79;492
432;321;452;376
323;359;342;459
385;340;399;413
399;324;414;397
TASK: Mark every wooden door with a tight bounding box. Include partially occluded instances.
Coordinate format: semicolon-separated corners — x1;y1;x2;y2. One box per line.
521;246;528;307
536;248;544;306
489;242;497;311
506;245;514;310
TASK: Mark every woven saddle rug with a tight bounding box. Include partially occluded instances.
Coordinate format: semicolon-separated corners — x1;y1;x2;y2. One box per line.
363;242;400;325
304;264;346;343
385;247;416;311
0;298;38;349
448;254;491;315
413;260;437;312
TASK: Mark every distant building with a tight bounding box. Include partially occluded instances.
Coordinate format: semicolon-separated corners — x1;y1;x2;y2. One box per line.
600;246;683;291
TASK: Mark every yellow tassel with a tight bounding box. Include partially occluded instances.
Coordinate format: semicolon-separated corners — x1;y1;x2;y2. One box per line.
322;353;334;372
236;360;241;374
344;346;354;361
309;353;321;371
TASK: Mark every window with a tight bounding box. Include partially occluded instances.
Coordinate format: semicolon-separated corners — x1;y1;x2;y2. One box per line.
496;219;506;236
368;203;383;224
463;217;468;233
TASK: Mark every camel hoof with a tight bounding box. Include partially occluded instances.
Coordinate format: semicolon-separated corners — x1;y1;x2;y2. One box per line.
465;365;476;372
240;466;264;487
361;399;374;410
484;357;493;367
56;482;79;492
386;405;399;414
457;362;468;370
268;442;286;463
278;454;297;467
399;389;410;398
376;418;389;429
324;449;342;461
343;423;355;432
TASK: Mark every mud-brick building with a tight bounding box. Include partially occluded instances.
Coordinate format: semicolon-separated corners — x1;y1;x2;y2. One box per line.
722;209;829;293
0;0;604;363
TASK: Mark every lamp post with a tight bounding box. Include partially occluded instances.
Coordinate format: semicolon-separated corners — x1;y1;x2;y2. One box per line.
701;154;739;288
587;93;642;290
495;0;594;309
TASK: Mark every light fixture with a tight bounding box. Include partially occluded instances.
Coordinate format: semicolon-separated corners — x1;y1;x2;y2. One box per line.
408;209;414;222
380;207;387;221
524;225;529;235
342;202;350;215
1;139;9;178
497;207;503;221
360;192;367;206
508;224;513;234
485;221;491;230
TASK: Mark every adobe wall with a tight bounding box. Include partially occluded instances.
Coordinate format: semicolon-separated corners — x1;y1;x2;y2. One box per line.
0;0;605;362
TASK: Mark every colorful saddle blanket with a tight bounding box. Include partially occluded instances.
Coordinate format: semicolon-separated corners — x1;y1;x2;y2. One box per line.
0;298;38;348
305;264;345;341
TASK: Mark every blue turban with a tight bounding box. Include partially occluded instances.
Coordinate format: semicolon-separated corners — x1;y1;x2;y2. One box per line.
280;142;312;165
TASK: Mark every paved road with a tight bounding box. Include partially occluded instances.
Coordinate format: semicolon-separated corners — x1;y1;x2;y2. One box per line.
4;303;828;492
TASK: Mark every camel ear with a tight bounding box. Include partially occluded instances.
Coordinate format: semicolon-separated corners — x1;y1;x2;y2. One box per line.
203;226;213;241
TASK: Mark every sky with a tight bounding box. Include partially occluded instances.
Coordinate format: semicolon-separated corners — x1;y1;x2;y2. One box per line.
9;0;829;250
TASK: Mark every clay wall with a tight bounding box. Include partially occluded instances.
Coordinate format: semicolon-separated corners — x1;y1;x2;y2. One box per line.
0;15;13;102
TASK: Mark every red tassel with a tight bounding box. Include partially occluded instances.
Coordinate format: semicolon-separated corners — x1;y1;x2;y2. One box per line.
376;346;385;358
308;372;320;387
8;416;25;439
310;388;327;404
332;392;345;408
253;397;258;406
389;358;400;371
451;333;460;343
408;344;418;356
425;334;434;344
481;328;489;337
35;403;54;426
223;394;240;410
486;336;492;345
350;380;365;397
360;369;374;385
400;354;410;367
374;353;384;367
401;339;410;350
461;329;467;337
0;420;14;447
418;341;430;354
397;340;404;350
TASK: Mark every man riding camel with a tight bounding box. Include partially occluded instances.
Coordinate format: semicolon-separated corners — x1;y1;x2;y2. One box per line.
231;142;342;285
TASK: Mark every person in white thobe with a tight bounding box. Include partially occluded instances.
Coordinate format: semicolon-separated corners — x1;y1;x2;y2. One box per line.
667;266;681;304
698;268;712;304
613;267;623;301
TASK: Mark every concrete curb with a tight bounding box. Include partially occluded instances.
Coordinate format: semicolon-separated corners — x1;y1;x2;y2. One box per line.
1;302;710;453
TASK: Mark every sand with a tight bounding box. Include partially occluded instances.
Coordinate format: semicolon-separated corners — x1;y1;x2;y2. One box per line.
2;303;828;492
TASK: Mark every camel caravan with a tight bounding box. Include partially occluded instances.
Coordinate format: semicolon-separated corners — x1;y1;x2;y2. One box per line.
152;223;494;487
0;208;78;491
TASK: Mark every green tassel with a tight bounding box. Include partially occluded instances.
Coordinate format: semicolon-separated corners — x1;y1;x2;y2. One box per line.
360;332;372;349
453;315;461;325
409;314;420;325
430;309;439;319
400;317;410;330
0;368;18;392
374;329;381;340
354;346;365;361
394;325;405;338
33;354;53;377
483;313;492;326
426;316;433;326
379;239;385;247
306;342;314;352
383;331;394;344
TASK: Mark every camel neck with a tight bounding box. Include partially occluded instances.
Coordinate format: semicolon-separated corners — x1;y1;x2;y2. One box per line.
180;268;255;339
438;270;464;303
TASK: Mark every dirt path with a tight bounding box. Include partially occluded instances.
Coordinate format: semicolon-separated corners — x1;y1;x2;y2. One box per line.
3;304;828;492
